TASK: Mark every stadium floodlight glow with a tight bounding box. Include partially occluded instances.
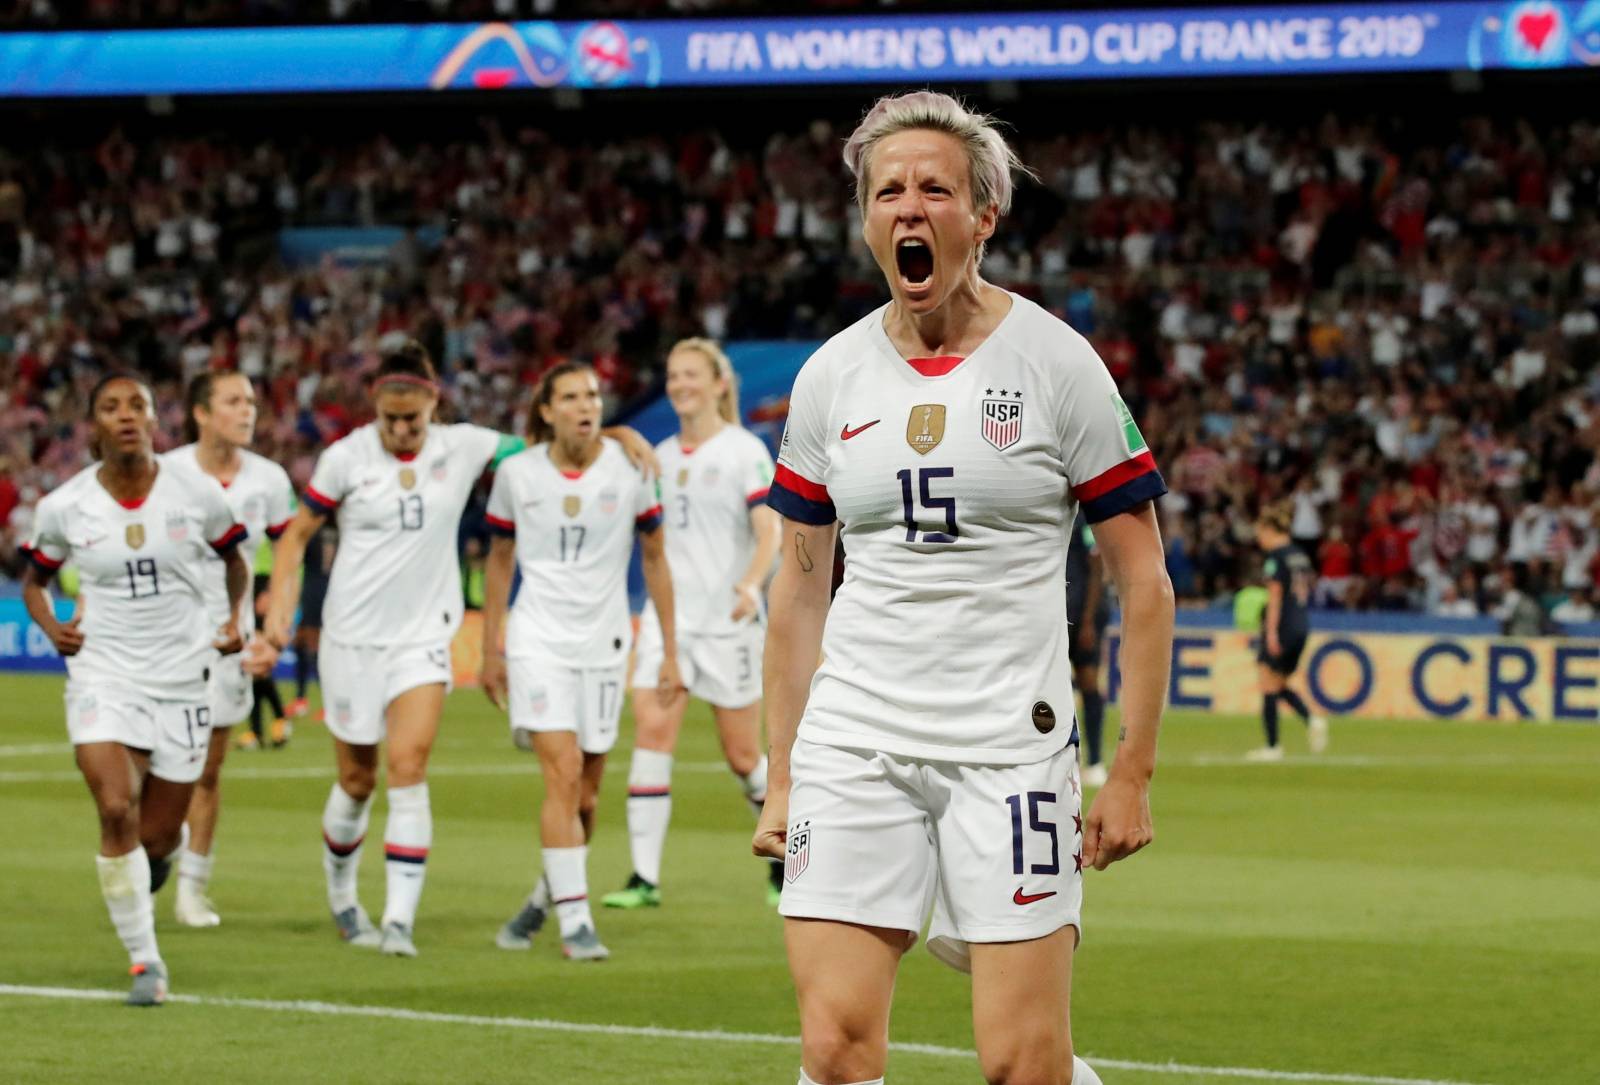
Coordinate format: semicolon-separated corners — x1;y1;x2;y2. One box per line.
0;2;1595;98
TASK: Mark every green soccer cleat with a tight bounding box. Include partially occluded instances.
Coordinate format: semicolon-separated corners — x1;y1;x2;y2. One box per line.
601;873;661;909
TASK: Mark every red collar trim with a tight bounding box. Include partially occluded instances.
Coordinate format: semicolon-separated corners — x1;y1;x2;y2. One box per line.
395;451;419;463
117;496;147;510
905;355;967;377
560;469;584;481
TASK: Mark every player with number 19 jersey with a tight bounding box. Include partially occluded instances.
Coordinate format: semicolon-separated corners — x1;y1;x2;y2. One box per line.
303;422;504;648
769;293;1167;764
24;459;245;705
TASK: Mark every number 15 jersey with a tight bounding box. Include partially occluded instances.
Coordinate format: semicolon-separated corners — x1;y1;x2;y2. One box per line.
768;293;1166;765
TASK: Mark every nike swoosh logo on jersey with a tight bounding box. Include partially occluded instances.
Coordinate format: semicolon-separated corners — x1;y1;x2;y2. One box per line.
840;420;881;440
1013;887;1057;906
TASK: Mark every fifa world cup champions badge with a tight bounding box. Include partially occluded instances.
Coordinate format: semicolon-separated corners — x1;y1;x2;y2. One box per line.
906;404;946;455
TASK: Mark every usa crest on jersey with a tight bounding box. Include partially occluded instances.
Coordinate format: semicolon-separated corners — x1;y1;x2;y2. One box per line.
784;820;811;883
981;394;1023;451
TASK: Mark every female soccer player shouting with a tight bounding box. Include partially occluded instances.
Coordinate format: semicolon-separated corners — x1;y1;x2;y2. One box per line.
605;338;783;911
166;372;294;928
757;92;1175;1085
480;363;680;962
261;341;654;957
22;372;249;1005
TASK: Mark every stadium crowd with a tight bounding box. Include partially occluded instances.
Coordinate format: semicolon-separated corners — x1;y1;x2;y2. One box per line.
2;108;1599;626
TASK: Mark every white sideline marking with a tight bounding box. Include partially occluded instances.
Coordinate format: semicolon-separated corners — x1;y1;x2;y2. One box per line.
0;742;72;758
0;984;1490;1085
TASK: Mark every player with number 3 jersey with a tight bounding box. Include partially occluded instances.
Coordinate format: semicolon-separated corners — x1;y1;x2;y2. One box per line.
22;372;249;1007
755;93;1175;1085
606;338;784;913
480;362;680;963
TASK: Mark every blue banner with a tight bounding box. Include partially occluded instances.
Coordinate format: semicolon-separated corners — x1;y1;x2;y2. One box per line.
0;3;1596;97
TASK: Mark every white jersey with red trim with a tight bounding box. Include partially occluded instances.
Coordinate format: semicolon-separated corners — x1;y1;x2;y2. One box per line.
304;422;502;647
164;444;294;633
645;425;775;639
23;459;246;701
486;438;661;669
768;292;1166;765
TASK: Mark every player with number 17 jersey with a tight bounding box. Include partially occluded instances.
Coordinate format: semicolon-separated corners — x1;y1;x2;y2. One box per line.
770;292;1166;766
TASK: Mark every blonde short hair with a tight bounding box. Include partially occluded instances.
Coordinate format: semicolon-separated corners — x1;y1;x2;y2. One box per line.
842;91;1031;249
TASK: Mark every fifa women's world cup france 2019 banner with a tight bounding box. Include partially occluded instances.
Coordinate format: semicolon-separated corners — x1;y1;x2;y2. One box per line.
1105;616;1600;723
0;3;1596;97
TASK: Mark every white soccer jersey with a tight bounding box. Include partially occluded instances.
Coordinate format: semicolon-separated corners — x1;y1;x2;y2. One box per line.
164;444;294;632
646;426;775;638
304;422;504;646
486;438;661;669
768;293;1167;765
23;459;246;701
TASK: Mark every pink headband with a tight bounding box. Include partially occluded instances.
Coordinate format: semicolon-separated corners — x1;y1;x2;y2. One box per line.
374;373;439;395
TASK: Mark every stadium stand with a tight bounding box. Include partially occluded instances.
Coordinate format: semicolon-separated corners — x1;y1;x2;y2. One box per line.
3;103;1599;624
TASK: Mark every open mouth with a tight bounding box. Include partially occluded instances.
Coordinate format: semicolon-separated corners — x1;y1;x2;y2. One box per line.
896;239;934;287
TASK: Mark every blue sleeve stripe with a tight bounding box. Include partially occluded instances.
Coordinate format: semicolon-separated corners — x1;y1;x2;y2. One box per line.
1080;471;1168;524
767;482;836;526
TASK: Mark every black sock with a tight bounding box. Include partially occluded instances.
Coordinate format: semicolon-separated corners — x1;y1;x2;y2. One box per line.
249;695;265;740
1082;688;1105;765
148;851;173;894
1279;688;1310;720
1262;692;1280;747
294;650;310;698
259;677;285;718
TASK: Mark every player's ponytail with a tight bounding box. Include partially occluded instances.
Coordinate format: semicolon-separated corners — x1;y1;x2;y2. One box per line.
528;362;597;446
671;337;739;424
183;371;217;445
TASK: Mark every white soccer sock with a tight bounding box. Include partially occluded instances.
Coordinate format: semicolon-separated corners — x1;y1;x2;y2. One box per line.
740;755;769;818
177;847;214;892
96;848;160;965
543;846;592;937
1073;1055;1103;1084
797;1073;882;1085
529;872;552;910
382;783;432;929
625;749;673;886
321;783;372;914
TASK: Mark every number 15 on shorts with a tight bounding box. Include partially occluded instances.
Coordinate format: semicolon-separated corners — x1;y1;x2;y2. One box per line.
1006;791;1060;876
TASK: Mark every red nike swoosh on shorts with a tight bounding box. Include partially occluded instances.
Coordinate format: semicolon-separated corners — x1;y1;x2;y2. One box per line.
1013;887;1057;906
840;420;881;440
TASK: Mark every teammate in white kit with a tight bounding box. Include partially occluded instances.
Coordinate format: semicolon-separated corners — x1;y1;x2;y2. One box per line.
754;93;1176;1085
603;338;784;912
261;342;653;957
166;372;294;928
21;372;249;1006
479;362;681;962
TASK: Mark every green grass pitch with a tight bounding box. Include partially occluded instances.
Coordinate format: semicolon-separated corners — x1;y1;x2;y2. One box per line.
2;673;1595;1084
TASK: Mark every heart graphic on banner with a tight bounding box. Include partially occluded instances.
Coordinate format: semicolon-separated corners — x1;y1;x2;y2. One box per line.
1517;10;1558;51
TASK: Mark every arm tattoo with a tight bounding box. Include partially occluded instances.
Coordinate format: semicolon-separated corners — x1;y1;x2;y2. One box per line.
1118;726;1128;743
794;532;815;573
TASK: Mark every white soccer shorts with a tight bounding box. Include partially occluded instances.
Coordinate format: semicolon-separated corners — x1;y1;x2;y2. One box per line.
65;684;212;784
207;652;253;727
632;620;764;709
508;652;627;755
778;736;1084;973
319;638;454;746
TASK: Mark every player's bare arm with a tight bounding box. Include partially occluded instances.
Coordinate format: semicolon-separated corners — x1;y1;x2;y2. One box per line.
479;535;517;711
731;504;782;621
602;425;661;479
214;546;249;655
1264;578;1284;658
21;564;84;656
263;505;327;650
1083;501;1173;871
753;517;837;860
638;524;684;705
